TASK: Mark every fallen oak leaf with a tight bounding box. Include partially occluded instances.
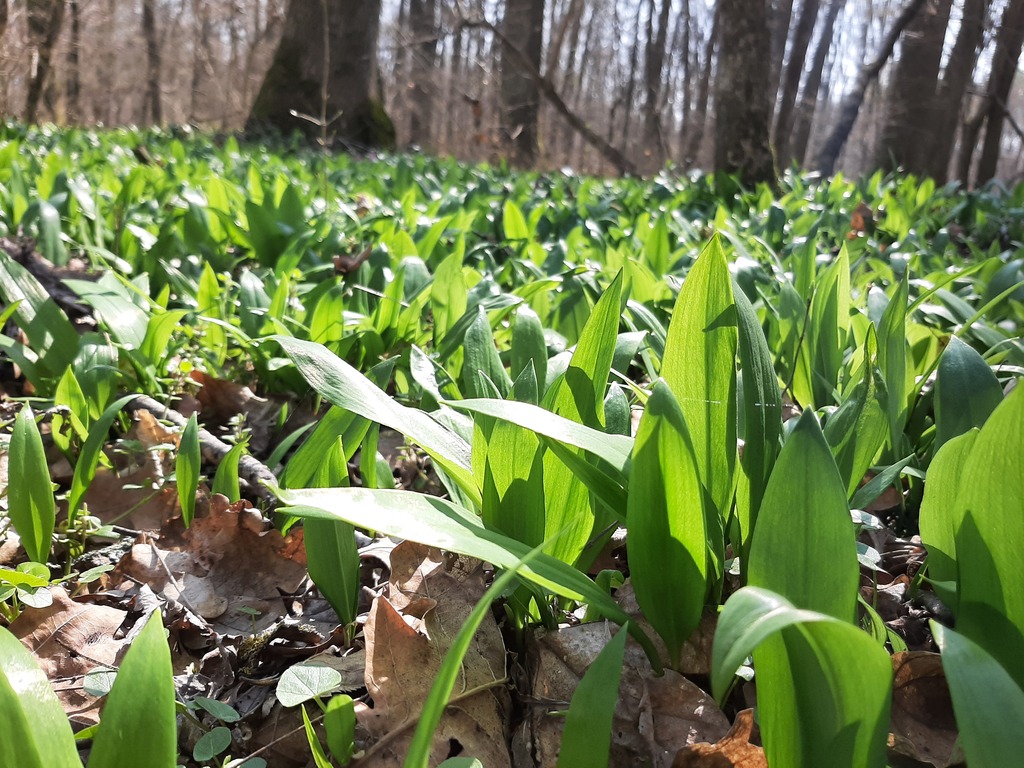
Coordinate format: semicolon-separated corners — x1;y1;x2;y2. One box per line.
672;709;766;767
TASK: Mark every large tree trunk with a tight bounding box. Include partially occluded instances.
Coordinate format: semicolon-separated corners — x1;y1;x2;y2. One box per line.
789;0;845;165
814;0;928;175
874;0;953;173
407;0;438;146
1;0;9;41
640;0;673;169
923;0;987;181
142;0;163;124
974;0;1024;183
772;0;821;165
714;0;775;185
500;0;545;167
25;0;66;123
248;0;392;149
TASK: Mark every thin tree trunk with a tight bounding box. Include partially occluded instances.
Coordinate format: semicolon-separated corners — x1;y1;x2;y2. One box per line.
773;0;821;164
408;0;438;146
768;0;796;110
0;0;8;40
715;0;775;185
641;0;673;169
142;0;163;124
65;0;81;123
975;0;1024;182
619;1;645;155
924;0;988;181
814;0;928;175
499;0;545;166
25;0;66;123
682;8;718;166
789;0;845;165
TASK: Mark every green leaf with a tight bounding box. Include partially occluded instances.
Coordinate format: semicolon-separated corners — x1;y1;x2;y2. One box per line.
748;410;858;622
809;246;850;406
712;587;891;768
627;381;707;666
176;413;201;527
661;236;736;579
431;251;467;345
8;406;56;564
502;199;530;241
953;385;1024;688
919;430;977;605
511;304;547;387
277;664;343;708
462;306;512;399
193;727;232;762
557;625;628;768
68;394;139;524
301;704;333;768
934;336;1003;449
211;438;248;501
877;274;909;452
274;336;480;508
194;696;241;723
274;486;655;662
933;622;1024;768
0;626;80;768
324;695;355;764
87;612;176;768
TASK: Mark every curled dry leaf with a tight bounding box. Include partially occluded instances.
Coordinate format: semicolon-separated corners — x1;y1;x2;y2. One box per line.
189;369;280;454
671;708;766;768
358;542;510;767
9;586;132;727
515;621;729;768
888;651;963;767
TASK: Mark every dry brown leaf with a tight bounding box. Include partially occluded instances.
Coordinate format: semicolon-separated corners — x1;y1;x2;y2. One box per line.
10;587;131;727
189;369;279;454
888;651;962;767
357;542;510;767
518;622;729;768
114;496;307;634
672;709;766;767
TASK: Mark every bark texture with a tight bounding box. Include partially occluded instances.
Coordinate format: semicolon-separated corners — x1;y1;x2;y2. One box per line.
25;0;66;123
714;0;775;185
248;0;394;148
789;0;845;165
974;0;1024;183
142;0;163;124
773;0;821;165
500;0;546;167
407;0;438;146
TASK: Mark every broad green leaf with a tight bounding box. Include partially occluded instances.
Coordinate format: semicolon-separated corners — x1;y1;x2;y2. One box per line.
277;664;344;707
734;284;781;558
52;366;90;453
274;486;656;663
193;727;231;763
933;623;1024;768
557;625;629;768
918;430;977;606
748;410;857;622
211;438;248;501
502;199;530;241
809;246;850;406
8;406;56;564
431;251;468;345
64;276;148;351
68;394;142;523
0;626;80;768
176;413;201;527
627;381;707;667
29;198;69;265
194;697;240;723
87;612;175;768
877;274;909;452
511;303;547;387
713;587;891;768
462;306;512;399
953;385;1024;688
405;542;545;768
274;336;479;507
934;336;1003;449
661;237;736;578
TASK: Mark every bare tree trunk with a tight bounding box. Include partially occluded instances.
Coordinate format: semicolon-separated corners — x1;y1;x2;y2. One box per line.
407;0;438;146
714;0;775;185
142;0;163;124
65;0;81;123
618;0;644;156
975;0;1024;182
814;0;928;175
25;0;66;123
773;0;821;165
682;7;718;166
875;0;953;173
923;0;987;181
0;0;9;41
640;0;672;169
768;0;795;111
789;0;845;165
248;0;392;148
499;0;545;166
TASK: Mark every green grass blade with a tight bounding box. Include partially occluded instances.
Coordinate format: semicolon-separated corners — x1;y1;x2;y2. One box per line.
176;413;201;527
87;612;176;768
748;410;858;621
933;622;1024;768
8;406;56;564
0;627;80;768
556;624;629;768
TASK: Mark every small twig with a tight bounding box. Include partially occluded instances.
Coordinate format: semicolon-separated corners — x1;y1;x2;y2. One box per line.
355;677;509;764
126;395;279;510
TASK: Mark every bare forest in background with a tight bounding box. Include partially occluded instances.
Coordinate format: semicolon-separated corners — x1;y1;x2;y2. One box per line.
1;0;1023;184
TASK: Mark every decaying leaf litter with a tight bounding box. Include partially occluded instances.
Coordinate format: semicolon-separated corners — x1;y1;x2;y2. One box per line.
2;127;1023;768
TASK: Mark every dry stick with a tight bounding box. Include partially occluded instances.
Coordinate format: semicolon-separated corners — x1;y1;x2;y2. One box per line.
452;14;636;175
126;395;279;510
